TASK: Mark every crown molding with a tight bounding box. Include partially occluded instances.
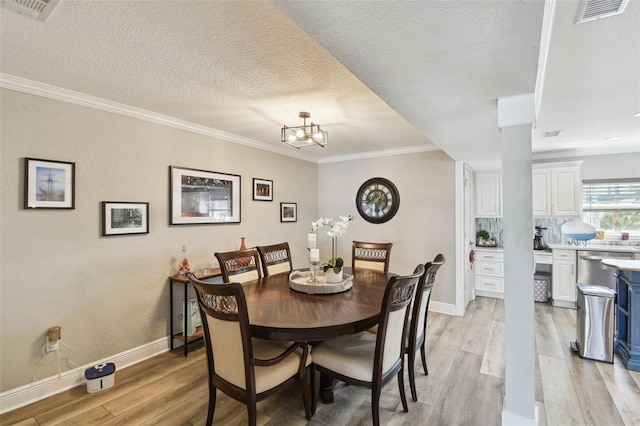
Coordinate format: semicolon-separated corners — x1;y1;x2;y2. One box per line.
0;73;319;163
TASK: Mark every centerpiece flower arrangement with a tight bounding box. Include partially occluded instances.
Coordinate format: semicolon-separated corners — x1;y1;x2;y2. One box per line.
311;215;354;282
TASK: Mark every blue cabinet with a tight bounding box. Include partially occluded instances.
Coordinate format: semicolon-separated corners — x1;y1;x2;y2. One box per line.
616;269;640;371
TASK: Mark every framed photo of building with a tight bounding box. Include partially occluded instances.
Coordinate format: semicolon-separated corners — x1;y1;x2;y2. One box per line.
24;158;75;209
280;202;297;222
170;166;241;225
102;202;149;236
252;178;273;201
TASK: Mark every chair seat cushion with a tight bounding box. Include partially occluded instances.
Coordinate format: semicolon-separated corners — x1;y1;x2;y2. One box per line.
252;338;311;394
311;332;377;382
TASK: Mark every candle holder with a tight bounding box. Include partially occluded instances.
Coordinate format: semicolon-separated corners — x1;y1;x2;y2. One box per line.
308;260;320;285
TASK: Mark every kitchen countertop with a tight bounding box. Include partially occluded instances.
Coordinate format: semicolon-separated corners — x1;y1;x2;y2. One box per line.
473;244;639;253
474;246;503;252
547;243;640;253
601;259;640;272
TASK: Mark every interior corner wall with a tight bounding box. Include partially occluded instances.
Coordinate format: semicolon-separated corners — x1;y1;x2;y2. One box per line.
0;89;318;392
317;150;456;306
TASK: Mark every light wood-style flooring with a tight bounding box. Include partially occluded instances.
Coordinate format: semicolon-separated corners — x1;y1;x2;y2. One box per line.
3;297;640;425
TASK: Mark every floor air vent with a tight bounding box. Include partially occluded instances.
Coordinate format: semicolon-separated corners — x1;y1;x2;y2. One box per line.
1;0;58;22
577;0;629;23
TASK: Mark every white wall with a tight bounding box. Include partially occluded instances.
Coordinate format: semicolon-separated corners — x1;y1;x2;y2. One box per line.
578;152;640;180
0;89;318;392
534;152;640;180
317;150;457;306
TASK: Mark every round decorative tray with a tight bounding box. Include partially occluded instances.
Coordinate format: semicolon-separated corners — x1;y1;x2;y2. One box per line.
288;270;353;294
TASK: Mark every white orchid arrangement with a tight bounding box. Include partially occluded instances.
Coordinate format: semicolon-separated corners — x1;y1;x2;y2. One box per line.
311;215;354;273
311;215;354;237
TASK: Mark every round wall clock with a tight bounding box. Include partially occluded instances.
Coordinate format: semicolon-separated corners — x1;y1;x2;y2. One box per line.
355;177;400;224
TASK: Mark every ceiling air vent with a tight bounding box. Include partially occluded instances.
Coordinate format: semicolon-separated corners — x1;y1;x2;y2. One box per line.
2;0;58;22
577;0;629;23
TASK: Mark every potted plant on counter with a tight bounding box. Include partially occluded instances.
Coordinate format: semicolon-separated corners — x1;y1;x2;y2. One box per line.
476;230;490;246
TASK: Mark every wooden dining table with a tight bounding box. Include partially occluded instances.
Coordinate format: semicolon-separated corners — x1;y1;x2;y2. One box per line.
242;267;390;341
241;267;392;403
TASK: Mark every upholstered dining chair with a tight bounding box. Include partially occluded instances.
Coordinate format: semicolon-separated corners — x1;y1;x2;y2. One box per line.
352;241;393;272
186;273;312;426
310;264;424;426
405;253;445;402
256;242;293;276
215;248;262;283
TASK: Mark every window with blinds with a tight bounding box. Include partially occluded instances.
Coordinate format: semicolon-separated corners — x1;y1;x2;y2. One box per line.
582;179;640;237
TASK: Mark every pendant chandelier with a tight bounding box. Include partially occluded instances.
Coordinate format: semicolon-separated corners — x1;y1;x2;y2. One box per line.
281;112;328;148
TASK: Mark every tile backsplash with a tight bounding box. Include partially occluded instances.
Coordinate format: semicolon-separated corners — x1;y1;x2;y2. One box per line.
475;217;639;247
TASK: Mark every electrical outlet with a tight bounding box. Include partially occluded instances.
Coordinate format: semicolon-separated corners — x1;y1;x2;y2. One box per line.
46;326;61;352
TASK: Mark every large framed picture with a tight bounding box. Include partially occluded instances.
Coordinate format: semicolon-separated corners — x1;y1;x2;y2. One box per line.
170;166;241;225
102;202;149;236
252;178;273;201
24;158;75;209
280;202;297;222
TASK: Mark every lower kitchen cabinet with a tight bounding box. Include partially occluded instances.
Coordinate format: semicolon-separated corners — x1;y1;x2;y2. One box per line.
474;248;504;299
552;249;577;308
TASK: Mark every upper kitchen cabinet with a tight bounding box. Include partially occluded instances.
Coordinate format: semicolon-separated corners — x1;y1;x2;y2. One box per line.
476;161;582;218
475;172;502;217
532;162;582;217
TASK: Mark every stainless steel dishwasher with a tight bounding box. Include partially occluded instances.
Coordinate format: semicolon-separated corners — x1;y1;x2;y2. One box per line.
577;250;634;290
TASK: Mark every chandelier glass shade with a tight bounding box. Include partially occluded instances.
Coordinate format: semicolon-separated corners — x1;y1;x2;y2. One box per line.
281;112;328;148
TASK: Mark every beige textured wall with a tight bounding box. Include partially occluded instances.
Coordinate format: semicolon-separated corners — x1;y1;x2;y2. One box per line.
317;150;456;306
0;90;318;392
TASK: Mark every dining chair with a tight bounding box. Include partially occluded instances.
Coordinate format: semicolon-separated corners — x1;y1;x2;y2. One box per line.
310;264;424;426
256;242;293;276
352;241;393;272
186;273;312;426
406;253;445;402
215;248;262;283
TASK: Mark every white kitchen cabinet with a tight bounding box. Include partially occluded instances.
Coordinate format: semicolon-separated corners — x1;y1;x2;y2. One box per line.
532;163;581;217
552;249;577;308
475;172;502;217
531;169;551;216
474;249;504;298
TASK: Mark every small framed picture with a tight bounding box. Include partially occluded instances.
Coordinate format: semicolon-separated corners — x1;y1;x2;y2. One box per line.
280;202;297;222
102;202;149;236
24;158;75;209
170;166;241;225
253;178;273;201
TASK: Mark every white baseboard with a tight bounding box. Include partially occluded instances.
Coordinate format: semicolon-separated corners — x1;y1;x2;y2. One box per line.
429;301;457;316
0;337;170;414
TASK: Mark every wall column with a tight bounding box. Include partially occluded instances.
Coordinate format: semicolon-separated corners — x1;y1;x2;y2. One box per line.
499;93;538;425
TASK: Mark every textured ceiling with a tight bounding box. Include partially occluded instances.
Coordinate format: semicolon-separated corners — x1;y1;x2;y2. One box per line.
0;0;638;167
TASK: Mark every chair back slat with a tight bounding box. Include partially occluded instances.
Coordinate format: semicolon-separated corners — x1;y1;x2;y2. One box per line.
215;248;262;283
187;273;255;393
409;254;445;347
352;241;393;273
257;242;293;276
375;264;424;377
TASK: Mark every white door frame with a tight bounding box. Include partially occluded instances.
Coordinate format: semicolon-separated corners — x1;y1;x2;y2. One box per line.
454;161;475;316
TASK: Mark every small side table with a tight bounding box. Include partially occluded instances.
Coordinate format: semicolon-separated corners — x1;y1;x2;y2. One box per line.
169;269;221;357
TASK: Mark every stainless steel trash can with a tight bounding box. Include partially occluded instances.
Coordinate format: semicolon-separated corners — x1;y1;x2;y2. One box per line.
572;284;616;363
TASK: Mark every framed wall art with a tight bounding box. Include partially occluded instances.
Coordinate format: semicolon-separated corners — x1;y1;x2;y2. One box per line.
252;178;273;201
102;202;149;236
24;157;75;209
170;166;241;225
280;202;297;222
